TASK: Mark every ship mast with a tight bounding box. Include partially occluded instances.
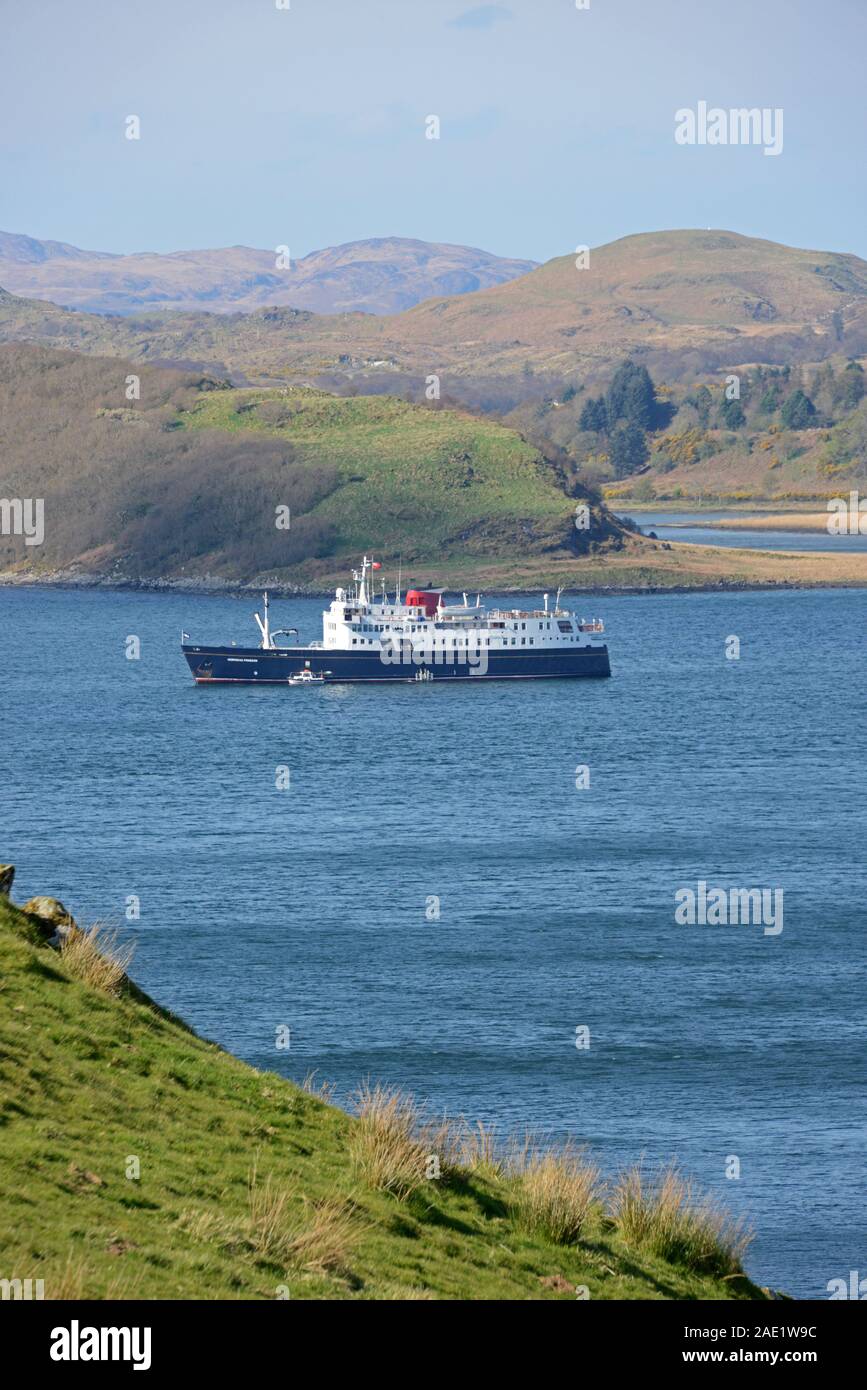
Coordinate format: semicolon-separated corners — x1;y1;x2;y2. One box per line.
254;592;272;650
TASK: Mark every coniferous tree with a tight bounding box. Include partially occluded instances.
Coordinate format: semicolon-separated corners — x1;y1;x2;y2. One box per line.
606;360;657;429
690;386;712;426
621;369;657;429
718;398;746;429
608;421;649;478
832;362;865;412
780;389;816;430
579;396;608;433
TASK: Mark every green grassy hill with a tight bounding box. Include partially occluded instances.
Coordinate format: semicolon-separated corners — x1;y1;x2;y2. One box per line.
182;384;581;560
0;891;772;1301
0;344;615;585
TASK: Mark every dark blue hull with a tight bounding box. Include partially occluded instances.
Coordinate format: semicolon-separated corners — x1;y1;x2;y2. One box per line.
182;643;611;683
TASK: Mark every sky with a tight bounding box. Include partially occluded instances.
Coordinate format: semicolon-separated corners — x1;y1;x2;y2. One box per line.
1;0;865;263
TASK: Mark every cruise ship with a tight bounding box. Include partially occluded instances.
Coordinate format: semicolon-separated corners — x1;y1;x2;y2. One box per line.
181;557;610;684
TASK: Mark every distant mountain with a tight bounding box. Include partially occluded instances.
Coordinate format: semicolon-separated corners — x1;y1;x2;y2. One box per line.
2;231;865;391
0;232;537;316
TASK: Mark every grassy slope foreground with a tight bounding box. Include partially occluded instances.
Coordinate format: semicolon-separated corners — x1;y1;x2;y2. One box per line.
0;895;770;1301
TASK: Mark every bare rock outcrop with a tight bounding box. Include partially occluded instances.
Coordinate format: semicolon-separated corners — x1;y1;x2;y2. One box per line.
21;895;79;947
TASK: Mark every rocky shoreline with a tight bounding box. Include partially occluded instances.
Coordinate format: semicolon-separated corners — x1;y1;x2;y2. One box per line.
0;567;861;600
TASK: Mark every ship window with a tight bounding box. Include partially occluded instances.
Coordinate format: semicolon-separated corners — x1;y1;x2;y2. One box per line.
529;638;534;645
352;638;357;645
511;638;516;646
521;638;526;645
521;622;526;630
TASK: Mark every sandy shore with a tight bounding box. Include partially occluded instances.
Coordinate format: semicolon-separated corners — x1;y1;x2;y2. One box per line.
697;512;845;534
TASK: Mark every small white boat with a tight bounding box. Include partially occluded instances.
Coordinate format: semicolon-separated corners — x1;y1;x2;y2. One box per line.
286;669;328;686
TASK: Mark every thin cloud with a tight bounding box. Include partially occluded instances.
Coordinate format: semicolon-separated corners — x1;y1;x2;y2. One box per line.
448;5;514;31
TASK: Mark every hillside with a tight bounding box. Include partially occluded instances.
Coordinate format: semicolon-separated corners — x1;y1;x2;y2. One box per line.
2;231;865;394
5;347;867;592
398;229;867;377
506;356;867;504
0;885;771;1301
0;344;614;585
5;343;867;591
0;232;536;317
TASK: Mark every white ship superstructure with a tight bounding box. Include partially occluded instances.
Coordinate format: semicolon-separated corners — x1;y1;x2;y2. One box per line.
316;557;607;670
182;556;611;683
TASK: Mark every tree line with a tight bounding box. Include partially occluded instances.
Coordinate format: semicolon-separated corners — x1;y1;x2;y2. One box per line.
574;357;866;479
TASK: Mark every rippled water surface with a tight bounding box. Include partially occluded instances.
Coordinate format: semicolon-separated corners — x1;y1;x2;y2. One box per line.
3;583;864;1298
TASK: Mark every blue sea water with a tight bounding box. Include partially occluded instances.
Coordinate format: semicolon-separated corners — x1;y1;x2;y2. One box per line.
2;583;865;1299
622;509;867;552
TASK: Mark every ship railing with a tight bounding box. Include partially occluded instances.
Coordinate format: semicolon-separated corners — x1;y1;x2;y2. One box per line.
576;621;604;633
487;608;552;620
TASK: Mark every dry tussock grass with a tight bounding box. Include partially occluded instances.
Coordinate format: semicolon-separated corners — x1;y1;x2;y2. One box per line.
300;1070;336;1104
348;1082;450;1199
612;1163;752;1276
246;1172;358;1273
60;924;134;996
178;1170;360;1277
508;1140;601;1245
